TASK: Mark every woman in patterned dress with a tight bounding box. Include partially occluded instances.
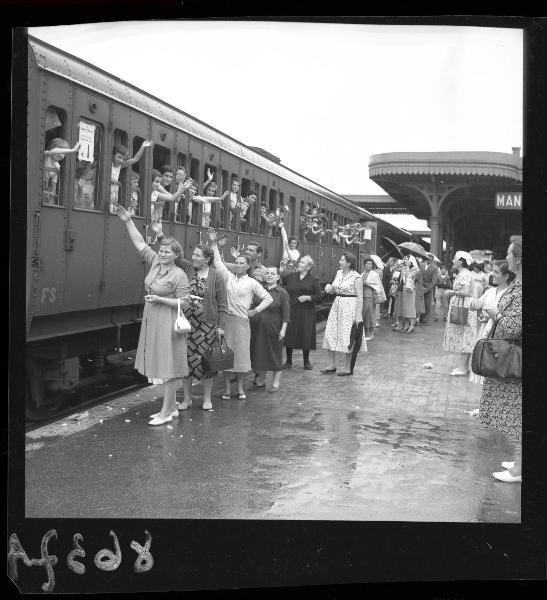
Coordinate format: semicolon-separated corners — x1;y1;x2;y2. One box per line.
178;245;227;411
479;236;522;483
115;206;190;426
321;252;365;376
443;253;479;376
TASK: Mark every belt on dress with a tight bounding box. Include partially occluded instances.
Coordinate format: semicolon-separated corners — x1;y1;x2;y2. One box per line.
336;294;357;297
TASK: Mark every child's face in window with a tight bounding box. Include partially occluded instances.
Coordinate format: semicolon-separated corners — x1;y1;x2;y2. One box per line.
152;176;162;190
207;184;218;197
162;172;173;187
248;194;257;204
175;169;186;183
113;152;125;166
231;181;240;193
131;177;139;191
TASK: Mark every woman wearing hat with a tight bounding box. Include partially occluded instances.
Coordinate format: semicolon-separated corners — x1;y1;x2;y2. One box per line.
443;251;479;376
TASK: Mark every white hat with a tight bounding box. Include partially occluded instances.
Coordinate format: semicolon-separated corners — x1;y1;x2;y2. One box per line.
454;250;474;265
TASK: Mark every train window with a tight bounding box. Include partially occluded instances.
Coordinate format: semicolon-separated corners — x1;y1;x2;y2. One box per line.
43;106;69;207
228;174;240;231
189;158;200;225
177;152;187;170
72;118;102;210
202;163;218;227
111;129;128;210
152;145;171;221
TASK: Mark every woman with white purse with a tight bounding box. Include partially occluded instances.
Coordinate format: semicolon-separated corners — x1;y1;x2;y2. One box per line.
115;206;191;426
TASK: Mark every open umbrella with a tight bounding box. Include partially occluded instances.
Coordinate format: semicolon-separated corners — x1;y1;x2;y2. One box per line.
426;252;442;264
381;236;403;258
397;241;429;260
348;322;364;374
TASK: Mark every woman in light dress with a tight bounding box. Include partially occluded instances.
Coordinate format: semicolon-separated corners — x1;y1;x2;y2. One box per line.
443;252;479;376
321;252;365;376
360;256;384;341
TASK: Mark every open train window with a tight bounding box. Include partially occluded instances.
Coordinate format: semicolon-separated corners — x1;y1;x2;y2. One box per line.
228;174;239;231
110;129;128;210
152;145;171;221
128;136;146;217
43;106;68;207
188;158;200;225
72;118;102;210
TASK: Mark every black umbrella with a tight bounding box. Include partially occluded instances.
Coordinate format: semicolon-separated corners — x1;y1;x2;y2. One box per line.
348;322;364;374
381;236;404;258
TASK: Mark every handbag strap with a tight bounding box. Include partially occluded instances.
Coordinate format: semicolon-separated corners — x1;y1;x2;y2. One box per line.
177;297;182;318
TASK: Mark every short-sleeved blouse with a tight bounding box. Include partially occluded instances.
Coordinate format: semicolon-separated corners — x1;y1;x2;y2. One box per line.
453;268;473;294
140;245;190;299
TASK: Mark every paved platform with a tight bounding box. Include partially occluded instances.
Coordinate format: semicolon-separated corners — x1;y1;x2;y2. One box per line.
25;318;520;522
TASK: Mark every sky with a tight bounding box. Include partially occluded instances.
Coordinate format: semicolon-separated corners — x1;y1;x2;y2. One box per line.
29;22;523;233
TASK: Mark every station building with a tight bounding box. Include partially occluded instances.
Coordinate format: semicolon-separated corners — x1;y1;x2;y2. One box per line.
350;149;522;262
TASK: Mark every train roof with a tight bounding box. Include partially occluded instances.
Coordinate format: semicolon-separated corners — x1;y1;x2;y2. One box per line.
29;35;377;221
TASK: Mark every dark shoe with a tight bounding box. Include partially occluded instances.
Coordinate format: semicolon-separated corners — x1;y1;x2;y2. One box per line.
320;367;337;374
252;382;266;389
404;327;415;334
282;362;292;370
304;363;313;370
336;371;353;376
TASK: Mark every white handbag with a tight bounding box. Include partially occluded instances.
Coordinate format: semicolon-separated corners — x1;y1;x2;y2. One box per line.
174;298;191;334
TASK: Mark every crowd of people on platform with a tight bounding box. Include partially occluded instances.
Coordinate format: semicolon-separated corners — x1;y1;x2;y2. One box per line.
113;202;522;485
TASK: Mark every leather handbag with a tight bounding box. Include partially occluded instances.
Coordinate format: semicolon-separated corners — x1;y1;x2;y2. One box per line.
471;321;521;380
201;335;234;373
449;295;469;325
174;298;191;334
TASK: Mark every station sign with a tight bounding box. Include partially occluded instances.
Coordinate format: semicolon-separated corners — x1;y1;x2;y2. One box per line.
495;192;522;210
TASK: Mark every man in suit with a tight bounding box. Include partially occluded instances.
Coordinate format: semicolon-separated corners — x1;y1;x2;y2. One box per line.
420;253;439;324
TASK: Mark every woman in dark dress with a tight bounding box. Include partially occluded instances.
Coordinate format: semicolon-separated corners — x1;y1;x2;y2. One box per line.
250;267;290;393
282;255;322;370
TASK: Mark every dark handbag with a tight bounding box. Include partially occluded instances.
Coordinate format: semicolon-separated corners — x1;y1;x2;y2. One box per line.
449;295;469;325
471;320;521;380
201;335;234;373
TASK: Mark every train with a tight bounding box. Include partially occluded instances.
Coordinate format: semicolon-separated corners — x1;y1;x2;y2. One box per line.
25;35;421;419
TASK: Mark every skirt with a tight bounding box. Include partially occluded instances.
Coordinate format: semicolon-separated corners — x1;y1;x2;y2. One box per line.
135;300;188;383
184;302;218;380
323;297;367;354
223;313;251;373
443;295;479;353
361;289;375;331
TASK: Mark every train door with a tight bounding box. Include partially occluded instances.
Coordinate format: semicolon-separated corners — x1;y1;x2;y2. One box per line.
30;76;75;323
62;89;109;313
100;104;150;308
186;137;203;249
218;150;240;245
173;130;190;250
201;142;222;239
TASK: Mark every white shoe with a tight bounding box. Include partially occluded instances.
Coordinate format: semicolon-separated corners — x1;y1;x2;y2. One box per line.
463;408;479;417
149;410;177;421
450;369;467;376
177;400;192;411
493;470;521;483
501;461;515;470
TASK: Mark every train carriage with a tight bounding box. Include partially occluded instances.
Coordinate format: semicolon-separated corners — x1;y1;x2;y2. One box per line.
25;35;417;419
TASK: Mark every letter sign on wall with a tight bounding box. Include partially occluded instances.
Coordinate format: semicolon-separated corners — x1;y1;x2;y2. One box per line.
495;192;522;210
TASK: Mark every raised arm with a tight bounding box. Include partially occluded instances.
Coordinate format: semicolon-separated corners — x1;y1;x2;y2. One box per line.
45;141;81;156
122;140;152;167
192;191;229;204
202;168;214;194
114;206;146;252
207;229;231;281
280;222;291;257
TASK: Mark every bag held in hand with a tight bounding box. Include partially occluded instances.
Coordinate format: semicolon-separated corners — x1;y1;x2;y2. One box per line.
174;298;191;334
373;286;387;304
202;335;234;373
471;320;521;380
449;295;469;325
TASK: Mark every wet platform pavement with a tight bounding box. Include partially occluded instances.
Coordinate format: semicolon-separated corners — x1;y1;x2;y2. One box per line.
25;318;520;522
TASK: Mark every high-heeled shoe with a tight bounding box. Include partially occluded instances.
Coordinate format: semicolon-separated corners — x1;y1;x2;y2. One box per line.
501;461;515;470
149;409;179;420
148;414;174;426
177;400;192;411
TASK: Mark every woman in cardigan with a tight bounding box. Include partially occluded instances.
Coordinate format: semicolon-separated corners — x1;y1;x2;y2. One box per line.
207;229;273;400
479;236;522;483
176;245;228;411
250;267;291;392
393;256;418;334
281;255;322;370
